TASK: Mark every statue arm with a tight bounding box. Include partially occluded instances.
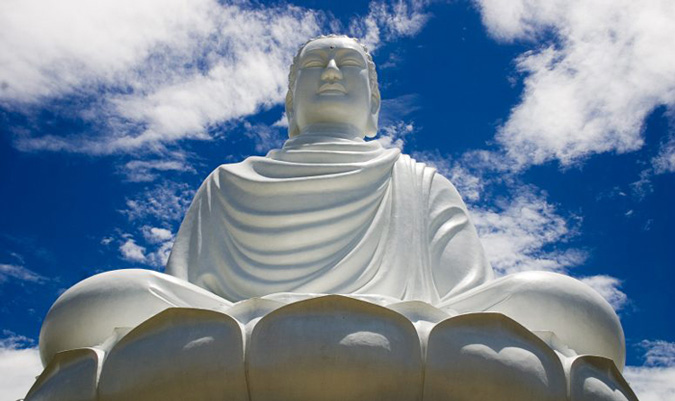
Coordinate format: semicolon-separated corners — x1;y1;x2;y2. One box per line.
166;168;222;285
426;172;494;302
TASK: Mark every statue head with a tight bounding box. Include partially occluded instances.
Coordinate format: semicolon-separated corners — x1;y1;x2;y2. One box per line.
285;35;381;138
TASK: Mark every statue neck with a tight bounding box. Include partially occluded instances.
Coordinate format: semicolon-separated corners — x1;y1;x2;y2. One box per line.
295;123;366;141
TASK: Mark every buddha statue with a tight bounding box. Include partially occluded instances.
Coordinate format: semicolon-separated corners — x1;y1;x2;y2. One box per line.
30;35;634;401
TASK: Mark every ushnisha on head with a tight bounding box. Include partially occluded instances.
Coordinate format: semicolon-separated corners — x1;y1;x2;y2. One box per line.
285;35;381;138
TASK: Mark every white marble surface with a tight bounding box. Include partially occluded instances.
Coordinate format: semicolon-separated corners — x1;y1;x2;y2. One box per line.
29;35;633;400
27;296;637;401
166;137;493;304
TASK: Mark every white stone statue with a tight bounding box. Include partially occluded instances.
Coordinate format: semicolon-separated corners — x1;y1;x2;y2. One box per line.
28;36;636;401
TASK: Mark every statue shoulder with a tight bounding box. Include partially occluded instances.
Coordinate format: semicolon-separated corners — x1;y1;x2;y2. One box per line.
394;153;467;207
197;158;259;190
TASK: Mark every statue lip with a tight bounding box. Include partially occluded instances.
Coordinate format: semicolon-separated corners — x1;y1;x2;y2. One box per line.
318;82;347;95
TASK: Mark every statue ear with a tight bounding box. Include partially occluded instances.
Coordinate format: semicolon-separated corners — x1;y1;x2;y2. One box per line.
365;94;380;138
285;90;299;137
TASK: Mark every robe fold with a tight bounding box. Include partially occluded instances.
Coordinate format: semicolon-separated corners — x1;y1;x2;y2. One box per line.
166;134;493;304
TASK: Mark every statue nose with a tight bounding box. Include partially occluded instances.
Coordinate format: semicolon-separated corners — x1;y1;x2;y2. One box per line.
321;59;343;81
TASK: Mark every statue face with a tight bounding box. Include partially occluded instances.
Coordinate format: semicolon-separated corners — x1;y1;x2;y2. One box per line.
291;37;376;136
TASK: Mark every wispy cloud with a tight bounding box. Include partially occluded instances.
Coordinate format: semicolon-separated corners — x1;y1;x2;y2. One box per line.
0;263;45;284
119;238;147;263
122;181;194;223
412;149;631;311
411;150;584;276
475;0;675;169
2;0;323;154
118;231;174;268
119;158;196;183
142;227;174;244
378;121;416;149
652;132;675;174
637;340;675;367
376;94;421;149
379;94;422;127
580;275;629;311
0;332;42;401
351;0;431;50
624;340;675;401
471;190;586;276
243;121;287;154
2;0;437;157
118;181;189;268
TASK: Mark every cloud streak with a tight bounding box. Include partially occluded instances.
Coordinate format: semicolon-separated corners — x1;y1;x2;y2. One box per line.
475;0;675;169
624;340;675;401
0;263;45;284
122;181;195;223
2;0;438;157
0;332;42;400
2;0;323;154
580;275;628;311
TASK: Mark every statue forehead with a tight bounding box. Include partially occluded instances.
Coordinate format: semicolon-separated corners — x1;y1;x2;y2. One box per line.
299;37;366;59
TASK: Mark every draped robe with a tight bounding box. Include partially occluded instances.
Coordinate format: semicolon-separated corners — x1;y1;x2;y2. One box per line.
166;134;493;304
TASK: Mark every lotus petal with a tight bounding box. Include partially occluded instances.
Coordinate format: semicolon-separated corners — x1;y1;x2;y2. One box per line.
225;297;285;341
98;307;246;401
424;312;567;401
570;356;638;401
388;300;454;353
25;348;101;401
247;295;423;401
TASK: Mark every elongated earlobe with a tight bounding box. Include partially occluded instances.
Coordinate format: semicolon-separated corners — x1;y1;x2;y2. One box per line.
285;91;299;137
365;95;380;138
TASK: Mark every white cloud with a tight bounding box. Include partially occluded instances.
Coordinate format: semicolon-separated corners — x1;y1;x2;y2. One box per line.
379;94;421;126
146;239;175;268
375;94;421;149
475;0;675;168
580;275;628;311
624;340;675;401
119;229;175;268
412;149;513;203
652;133;675;174
0;333;42;401
413;149;581;275
0;0;214;102
119;238;147;263
625;366;675;401
409;149;590;276
411;149;632;312
120;159;195;182
243;121;287;154
0;264;45;284
272;112;289;128
140;227;175;267
118;181;192;268
2;0;323;154
350;0;431;50
472;190;586;276
369;0;430;38
1;0;438;155
142;227;174;244
122;181;194;223
638;340;675;367
378;121;416;149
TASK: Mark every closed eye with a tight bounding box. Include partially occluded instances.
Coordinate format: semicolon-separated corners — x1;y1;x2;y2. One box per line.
302;60;324;68
340;58;364;67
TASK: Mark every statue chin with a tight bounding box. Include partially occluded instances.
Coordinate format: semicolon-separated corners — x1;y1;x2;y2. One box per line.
26;35;635;401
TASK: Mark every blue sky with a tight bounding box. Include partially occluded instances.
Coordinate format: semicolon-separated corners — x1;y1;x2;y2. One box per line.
1;0;674;399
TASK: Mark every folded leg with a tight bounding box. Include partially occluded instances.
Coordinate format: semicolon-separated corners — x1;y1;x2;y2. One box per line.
441;271;625;369
39;269;231;366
